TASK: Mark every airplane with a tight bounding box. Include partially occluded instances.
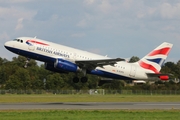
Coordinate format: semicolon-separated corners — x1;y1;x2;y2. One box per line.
4;37;173;83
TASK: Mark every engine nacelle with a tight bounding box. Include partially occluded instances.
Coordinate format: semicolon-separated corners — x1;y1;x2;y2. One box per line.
44;62;68;73
54;59;81;72
159;75;169;81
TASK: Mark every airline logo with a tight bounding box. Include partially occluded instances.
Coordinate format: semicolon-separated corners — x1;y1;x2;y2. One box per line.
26;40;49;46
139;47;171;73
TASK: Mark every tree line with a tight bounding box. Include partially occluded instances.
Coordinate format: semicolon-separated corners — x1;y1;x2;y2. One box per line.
0;56;180;90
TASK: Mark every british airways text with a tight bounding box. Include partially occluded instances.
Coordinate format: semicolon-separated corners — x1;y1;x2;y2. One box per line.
36;47;69;58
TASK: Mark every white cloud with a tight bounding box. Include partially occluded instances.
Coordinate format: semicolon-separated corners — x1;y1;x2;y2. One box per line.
0;0;179;62
76;19;87;28
84;0;95;5
71;33;86;38
0;0;31;3
88;48;101;54
98;0;112;14
0;6;36;20
11;0;31;3
0;32;10;42
0;7;13;19
137;12;145;19
160;2;180;19
162;25;175;31
122;0;133;9
147;7;157;15
15;18;24;30
0;32;11;59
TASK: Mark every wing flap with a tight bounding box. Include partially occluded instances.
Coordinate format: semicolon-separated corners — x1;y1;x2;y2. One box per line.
76;58;125;70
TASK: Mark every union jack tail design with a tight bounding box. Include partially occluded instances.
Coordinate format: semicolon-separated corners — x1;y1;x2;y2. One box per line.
138;42;173;73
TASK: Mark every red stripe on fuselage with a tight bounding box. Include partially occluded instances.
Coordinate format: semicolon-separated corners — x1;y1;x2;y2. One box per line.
139;61;159;73
27;40;49;46
148;47;170;56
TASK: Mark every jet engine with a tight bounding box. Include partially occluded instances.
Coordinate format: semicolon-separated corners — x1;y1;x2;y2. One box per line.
54;59;81;72
44;62;68;73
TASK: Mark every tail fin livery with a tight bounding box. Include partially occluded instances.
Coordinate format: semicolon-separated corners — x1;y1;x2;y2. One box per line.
138;42;173;73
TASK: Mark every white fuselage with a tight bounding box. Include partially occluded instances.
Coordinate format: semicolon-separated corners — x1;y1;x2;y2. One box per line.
4;37;151;80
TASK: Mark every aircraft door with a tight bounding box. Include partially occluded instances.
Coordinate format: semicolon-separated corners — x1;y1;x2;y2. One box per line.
28;43;35;51
129;65;136;77
73;53;77;60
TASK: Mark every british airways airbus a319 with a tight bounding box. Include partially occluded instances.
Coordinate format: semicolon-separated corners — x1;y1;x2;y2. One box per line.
4;37;173;83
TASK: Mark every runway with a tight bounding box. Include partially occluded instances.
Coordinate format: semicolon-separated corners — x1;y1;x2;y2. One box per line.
0;102;180;110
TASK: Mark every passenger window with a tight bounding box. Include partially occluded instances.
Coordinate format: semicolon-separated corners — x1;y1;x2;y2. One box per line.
21;40;23;43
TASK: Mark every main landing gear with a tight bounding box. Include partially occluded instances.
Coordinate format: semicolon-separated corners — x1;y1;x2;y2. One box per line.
73;69;88;83
73;76;88;83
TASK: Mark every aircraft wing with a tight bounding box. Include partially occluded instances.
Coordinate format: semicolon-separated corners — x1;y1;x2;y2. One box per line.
75;58;125;70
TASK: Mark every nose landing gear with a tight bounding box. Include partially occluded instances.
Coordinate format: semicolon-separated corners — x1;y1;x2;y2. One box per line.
24;58;30;68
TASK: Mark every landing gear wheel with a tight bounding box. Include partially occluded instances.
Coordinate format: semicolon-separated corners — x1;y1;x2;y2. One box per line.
81;77;88;83
73;77;79;83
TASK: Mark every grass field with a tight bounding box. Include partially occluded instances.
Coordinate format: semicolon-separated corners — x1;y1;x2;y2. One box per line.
0;110;180;120
0;94;180;103
0;94;180;120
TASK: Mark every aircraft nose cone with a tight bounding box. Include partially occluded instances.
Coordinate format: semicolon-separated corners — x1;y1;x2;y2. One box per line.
4;41;12;49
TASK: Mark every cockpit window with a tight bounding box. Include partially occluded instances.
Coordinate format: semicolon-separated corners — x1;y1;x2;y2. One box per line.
13;39;23;43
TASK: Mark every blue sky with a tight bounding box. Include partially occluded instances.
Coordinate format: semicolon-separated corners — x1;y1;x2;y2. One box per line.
0;0;179;63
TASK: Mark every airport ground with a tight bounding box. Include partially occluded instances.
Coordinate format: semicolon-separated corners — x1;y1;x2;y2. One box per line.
0;94;180;103
0;109;179;120
0;94;180;120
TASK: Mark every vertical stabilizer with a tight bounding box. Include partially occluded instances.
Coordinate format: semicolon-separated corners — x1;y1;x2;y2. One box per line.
138;42;173;73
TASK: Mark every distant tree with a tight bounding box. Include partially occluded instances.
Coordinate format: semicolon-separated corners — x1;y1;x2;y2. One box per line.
45;73;65;90
0;57;8;65
102;80;124;90
161;62;178;79
176;60;180;79
129;56;140;63
86;75;99;89
0;58;9;86
12;56;27;67
5;68;31;90
1;54;180;91
12;56;37;67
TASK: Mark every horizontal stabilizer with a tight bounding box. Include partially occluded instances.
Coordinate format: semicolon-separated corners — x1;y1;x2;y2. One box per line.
146;73;171;80
146;73;170;77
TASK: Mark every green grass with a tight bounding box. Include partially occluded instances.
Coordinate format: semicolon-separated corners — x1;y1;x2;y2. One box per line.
0;110;179;120
0;95;180;119
0;94;180;103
